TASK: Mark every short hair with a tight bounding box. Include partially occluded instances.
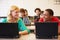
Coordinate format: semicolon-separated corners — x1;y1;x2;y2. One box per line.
20;8;25;13
41;11;44;13
34;8;41;12
45;9;54;16
25;9;28;12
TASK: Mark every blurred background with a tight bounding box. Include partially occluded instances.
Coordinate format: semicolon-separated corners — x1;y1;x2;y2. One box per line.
0;0;60;17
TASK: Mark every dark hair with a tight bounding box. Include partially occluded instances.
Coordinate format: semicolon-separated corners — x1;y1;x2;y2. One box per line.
34;8;41;12
25;9;28;12
20;8;25;13
41;11;44;13
45;9;54;16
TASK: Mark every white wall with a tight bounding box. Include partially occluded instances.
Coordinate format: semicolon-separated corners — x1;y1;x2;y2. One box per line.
0;0;60;16
38;0;60;16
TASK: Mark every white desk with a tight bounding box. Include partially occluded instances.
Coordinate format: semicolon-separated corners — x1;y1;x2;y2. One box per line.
27;26;35;30
19;33;58;40
0;33;35;40
19;33;36;40
0;33;59;40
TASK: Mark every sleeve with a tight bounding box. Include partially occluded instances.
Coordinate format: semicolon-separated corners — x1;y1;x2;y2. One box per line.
57;19;60;27
18;19;30;33
53;17;60;27
1;18;7;23
39;18;44;22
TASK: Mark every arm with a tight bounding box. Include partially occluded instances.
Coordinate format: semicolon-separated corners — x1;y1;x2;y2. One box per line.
18;19;30;35
58;26;60;34
19;30;28;35
58;21;60;34
54;17;60;34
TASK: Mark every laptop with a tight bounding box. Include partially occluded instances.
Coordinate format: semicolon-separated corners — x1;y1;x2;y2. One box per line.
35;22;58;40
0;23;19;38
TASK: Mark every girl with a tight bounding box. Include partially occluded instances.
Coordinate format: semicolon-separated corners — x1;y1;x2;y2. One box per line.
2;5;30;35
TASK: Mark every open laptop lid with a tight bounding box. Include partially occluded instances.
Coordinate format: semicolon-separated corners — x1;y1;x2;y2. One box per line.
35;22;58;39
0;23;19;38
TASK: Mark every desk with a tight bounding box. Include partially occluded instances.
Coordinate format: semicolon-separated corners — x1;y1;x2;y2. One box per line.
27;26;35;30
19;33;58;40
19;33;35;40
0;33;35;40
0;33;59;40
27;26;35;33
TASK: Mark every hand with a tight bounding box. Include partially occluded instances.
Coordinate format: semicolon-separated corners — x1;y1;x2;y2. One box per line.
19;30;28;35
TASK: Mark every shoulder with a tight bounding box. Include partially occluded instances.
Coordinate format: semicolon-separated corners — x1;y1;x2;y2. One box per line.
18;18;23;23
18;18;22;21
1;18;7;22
52;16;59;21
39;18;44;22
25;16;29;19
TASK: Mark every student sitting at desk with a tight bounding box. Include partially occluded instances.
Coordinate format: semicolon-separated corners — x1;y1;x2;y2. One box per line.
34;8;41;22
20;8;31;26
25;9;28;17
40;11;44;18
1;5;30;35
39;9;60;34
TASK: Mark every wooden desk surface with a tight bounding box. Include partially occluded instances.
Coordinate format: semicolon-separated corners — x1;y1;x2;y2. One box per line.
0;33;59;40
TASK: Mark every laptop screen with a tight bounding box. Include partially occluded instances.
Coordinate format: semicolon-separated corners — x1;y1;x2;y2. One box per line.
35;22;58;39
0;23;19;38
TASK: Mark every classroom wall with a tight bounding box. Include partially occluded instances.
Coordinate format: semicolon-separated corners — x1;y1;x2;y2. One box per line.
38;0;60;16
0;0;60;16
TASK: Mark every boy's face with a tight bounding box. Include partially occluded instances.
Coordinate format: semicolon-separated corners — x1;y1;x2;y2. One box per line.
35;10;41;15
43;11;51;21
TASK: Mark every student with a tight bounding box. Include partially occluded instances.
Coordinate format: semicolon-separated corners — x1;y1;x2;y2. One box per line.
25;9;28;16
20;8;31;26
39;9;60;23
34;8;41;22
39;9;60;34
1;5;30;35
40;11;44;18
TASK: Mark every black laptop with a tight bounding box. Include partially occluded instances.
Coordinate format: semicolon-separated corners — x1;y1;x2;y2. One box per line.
35;22;58;39
0;23;19;38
